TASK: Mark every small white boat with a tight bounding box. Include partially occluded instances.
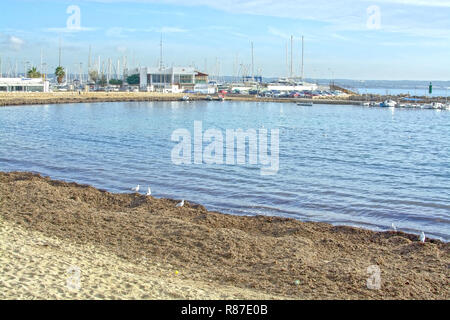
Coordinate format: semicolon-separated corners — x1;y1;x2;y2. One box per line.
181;95;190;101
362;102;371;107
432;102;445;109
380;100;397;108
297;102;313;106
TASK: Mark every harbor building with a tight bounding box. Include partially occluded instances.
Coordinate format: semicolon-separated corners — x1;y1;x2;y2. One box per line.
139;67;214;93
0;77;50;92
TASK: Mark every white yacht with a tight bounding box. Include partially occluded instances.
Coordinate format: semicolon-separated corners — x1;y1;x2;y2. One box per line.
380;100;397;108
267;78;318;92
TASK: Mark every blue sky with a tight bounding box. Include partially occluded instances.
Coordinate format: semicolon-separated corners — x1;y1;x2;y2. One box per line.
0;0;449;80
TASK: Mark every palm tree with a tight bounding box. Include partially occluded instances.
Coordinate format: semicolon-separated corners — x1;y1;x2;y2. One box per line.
89;70;98;84
27;67;41;78
55;66;66;84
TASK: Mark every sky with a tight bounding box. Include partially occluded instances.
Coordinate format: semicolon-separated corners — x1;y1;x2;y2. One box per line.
0;0;449;80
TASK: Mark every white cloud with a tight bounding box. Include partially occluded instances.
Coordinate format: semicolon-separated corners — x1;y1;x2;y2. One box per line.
159;27;187;33
88;0;450;39
44;27;97;33
372;0;450;8
105;26;188;37
268;27;290;40
0;34;25;51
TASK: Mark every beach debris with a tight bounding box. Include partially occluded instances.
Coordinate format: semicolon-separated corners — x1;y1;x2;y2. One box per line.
146;186;152;196
419;232;426;243
391;223;397;231
131;185;140;193
294;280;300;286
176;199;185;207
175;270;179;275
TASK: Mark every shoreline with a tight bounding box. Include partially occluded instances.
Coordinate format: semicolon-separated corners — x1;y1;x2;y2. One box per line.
1;171;448;299
1;91;447;108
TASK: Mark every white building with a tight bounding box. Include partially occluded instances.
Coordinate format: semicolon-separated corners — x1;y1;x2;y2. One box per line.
0;78;50;92
139;67;213;93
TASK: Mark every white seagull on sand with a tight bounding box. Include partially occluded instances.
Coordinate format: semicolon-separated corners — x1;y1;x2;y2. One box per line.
419;232;426;243
146;187;152;196
176;199;185;207
132;185;140;193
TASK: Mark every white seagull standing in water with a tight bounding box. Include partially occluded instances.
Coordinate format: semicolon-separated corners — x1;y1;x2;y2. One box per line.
176;199;185;207
391;223;397;232
146;187;152;196
132;185;140;193
420;232;426;243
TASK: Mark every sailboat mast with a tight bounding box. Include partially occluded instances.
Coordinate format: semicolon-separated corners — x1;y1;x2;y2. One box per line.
159;33;163;70
79;62;83;85
290;35;293;79
40;49;43;76
251;41;254;81
285;41;288;79
301;36;304;82
58;37;62;67
88;45;92;71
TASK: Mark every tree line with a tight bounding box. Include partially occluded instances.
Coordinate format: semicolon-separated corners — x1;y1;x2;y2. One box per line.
25;65;140;86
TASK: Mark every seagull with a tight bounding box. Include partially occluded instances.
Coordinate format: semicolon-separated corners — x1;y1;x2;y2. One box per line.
391;223;397;232
176;199;185;207
420;232;426;243
146;187;152;196
131;184;140;193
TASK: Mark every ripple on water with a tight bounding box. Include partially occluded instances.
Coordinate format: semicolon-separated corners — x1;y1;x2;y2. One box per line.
0;101;449;241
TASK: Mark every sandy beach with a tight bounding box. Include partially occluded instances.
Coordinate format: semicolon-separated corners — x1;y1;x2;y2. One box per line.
0;171;448;300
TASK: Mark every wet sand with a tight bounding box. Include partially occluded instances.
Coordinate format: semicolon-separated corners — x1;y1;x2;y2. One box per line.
0;172;448;300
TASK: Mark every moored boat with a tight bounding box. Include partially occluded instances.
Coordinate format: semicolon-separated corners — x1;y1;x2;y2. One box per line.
380;100;397;108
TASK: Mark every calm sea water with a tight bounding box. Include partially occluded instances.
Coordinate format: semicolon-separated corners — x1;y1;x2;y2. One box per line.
1;101;449;240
